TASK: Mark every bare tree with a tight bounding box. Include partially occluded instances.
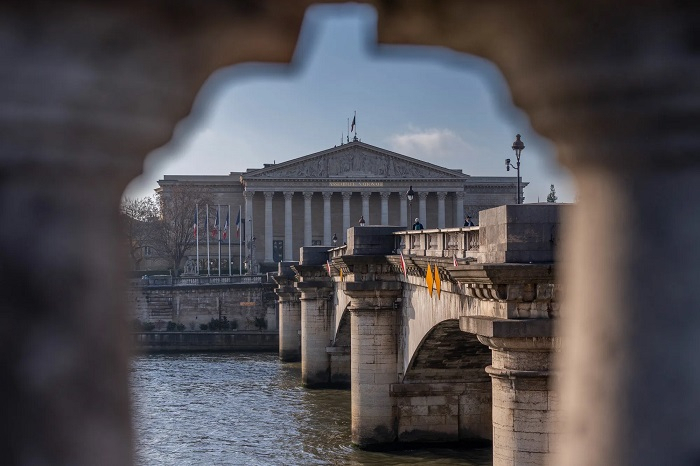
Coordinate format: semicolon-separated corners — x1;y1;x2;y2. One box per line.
150;186;212;276
120;196;158;270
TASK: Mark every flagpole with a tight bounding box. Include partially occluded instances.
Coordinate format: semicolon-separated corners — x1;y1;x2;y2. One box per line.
206;204;210;276
196;204;199;274
228;205;232;276
218;204;221;277
238;205;242;276
354;110;357;140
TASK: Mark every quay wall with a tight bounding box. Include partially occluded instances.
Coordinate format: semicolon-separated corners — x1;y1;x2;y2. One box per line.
126;281;279;331
133;331;278;353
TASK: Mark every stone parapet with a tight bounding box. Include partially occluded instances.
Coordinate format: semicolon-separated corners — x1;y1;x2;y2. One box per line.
478;204;566;264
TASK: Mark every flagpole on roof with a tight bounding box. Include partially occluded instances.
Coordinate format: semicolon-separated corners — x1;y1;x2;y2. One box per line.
347;118;349;143
196;204;199;275
351;111;357;141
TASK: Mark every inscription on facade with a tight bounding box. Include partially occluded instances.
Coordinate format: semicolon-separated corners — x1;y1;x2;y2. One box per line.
328;181;384;187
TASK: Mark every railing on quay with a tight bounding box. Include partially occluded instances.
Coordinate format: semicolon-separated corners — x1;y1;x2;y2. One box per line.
136;274;269;287
394;226;482;261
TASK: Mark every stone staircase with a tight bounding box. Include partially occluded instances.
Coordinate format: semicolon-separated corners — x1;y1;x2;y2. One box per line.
147;295;173;321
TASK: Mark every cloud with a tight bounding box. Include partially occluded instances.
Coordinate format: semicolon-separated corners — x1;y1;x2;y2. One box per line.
386;128;476;165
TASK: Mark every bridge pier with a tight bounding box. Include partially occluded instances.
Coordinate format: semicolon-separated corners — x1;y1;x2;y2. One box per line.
273;263;301;362
345;281;402;448
465;318;559;466
297;279;333;387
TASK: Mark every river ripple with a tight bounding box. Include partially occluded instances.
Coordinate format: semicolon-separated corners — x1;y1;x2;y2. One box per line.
130;353;492;465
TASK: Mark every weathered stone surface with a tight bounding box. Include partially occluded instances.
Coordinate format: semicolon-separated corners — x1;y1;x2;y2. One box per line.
478;205;566;264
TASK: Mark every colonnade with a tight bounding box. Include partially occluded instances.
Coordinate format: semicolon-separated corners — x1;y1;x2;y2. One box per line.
244;188;466;262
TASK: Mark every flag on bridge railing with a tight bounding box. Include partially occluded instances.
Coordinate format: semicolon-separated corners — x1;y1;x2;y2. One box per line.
400;251;407;278
426;262;434;297
434;264;441;300
453;253;458;267
326;260;333;277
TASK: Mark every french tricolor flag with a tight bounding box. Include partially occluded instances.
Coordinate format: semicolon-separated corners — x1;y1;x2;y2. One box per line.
193;209;198;237
223;212;229;240
235;210;241;238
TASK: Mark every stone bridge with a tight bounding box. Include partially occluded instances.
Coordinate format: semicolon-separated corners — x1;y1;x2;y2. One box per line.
275;203;563;464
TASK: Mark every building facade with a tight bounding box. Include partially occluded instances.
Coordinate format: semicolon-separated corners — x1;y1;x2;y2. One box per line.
157;141;522;273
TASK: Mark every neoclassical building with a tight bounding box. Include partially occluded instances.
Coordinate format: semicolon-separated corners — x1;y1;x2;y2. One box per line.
158;140;522;272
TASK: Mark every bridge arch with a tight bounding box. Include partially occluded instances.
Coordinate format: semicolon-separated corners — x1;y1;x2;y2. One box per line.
403;319;491;384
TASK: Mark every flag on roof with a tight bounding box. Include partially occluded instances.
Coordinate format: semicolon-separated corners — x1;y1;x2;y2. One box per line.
426;263;434;298
434;264;441;299
350;115;356;133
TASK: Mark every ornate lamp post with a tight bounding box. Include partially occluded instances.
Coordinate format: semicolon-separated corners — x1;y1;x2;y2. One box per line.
505;134;525;204
358;215;365;227
332;233;337;246
406;185;415;229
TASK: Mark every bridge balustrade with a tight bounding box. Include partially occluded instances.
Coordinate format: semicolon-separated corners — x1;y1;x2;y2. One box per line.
393;227;481;261
138;274;267;287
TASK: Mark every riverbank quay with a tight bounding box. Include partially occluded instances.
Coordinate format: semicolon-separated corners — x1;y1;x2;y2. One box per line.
132;331;278;353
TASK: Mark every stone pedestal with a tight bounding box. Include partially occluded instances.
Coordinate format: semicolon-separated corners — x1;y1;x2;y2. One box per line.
345;281;402;447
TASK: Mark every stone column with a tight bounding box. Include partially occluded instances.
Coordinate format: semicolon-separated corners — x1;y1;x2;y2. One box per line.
478;336;559;466
274;273;301;362
297;279;333;387
400;193;408;229
323;192;332;245
342;192;352;241
303;191;313;247
264;192;274;262
380;191;390;225
283;191;294;261
455;191;465;227
418;192;428;227
243;188;255;268
345;282;402;447
361;192;371;224
437;192;447;228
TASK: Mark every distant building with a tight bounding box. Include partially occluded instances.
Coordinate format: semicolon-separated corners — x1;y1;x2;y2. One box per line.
156;141;524;273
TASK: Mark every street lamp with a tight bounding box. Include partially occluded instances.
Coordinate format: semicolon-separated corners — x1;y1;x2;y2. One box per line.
358;215;365;227
406;185;415;229
505;134;525;204
332;233;337;246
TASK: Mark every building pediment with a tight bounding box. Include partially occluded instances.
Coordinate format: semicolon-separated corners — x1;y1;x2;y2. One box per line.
241;142;467;181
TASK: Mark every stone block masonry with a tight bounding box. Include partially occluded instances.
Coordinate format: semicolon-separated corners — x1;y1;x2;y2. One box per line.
126;283;278;332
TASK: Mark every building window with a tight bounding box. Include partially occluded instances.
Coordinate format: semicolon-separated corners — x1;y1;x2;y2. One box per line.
143;246;152;257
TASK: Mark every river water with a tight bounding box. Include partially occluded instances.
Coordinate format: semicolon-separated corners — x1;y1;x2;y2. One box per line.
130;353;492;465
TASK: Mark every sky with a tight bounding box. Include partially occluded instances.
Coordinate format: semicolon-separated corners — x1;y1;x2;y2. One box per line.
124;4;574;204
